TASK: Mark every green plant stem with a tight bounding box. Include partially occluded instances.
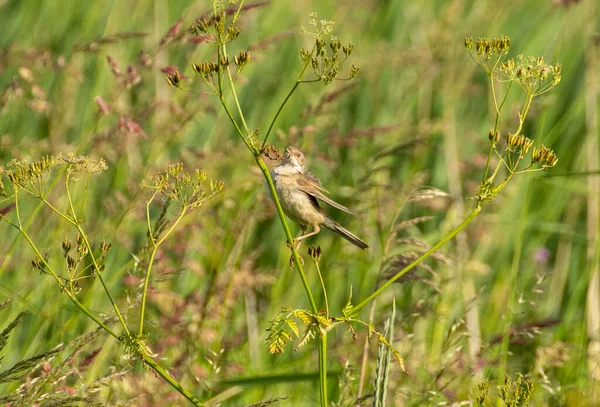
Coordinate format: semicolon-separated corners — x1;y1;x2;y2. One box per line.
218;36;325;406
222;43;250;134
255;156;328;405
220;93;258;155
139;206;188;335
3;212;203;406
144;356;204;406
254;157;318;312
47;185;131;337
261;60;311;148
318;333;328;406
514;93;534;138
0;213;120;339
314;260;329;316
483;75;513;184
351;205;482;316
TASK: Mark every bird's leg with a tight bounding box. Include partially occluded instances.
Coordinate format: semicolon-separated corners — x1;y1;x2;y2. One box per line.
288;225;308;249
288;225;308;268
295;224;321;245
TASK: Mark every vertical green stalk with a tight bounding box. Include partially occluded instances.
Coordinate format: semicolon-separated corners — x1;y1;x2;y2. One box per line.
318;333;328;406
139;206;188;335
254;157;318;313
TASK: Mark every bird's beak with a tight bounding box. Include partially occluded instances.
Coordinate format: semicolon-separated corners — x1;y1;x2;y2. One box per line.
284;146;292;157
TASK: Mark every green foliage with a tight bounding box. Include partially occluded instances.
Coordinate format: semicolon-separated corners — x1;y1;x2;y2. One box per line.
372;301;396;407
0;0;595;405
0;303;128;406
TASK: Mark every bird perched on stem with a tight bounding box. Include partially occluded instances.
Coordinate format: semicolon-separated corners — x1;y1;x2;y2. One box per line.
270;146;368;250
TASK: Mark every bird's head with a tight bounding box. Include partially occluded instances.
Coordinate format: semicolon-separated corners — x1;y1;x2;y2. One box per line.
283;146;306;171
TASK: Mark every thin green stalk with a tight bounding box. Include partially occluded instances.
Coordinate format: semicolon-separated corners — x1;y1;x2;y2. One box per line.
0;213;120;340
54;183;132;337
144;356;204;406
318;333;328;406
139;206;188;335
314;260;329;316
483;75;513;184
351;205;482;315
222;43;250;134
254;156;318;312
3;208;204;406
261;60;311;148
78;174;90;220
513;93;534;138
219;94;258;155
218;32;325;405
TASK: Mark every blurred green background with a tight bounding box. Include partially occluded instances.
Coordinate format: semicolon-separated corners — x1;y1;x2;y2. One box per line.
0;0;598;405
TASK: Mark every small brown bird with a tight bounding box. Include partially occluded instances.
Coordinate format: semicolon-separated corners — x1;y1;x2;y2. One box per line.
270;146;368;250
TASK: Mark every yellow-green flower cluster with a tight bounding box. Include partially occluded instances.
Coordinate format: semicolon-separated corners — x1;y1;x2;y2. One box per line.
532;145;558;168
501;55;561;94
144;163;223;209
465;35;510;60
507;133;534;155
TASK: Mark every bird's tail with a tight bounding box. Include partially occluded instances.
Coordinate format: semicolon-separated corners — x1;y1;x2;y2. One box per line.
323;217;369;250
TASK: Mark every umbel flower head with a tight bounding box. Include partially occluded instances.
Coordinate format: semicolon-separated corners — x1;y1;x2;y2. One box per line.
144;163;223;209
531;146;558;168
500;55;561;95
464;35;510;60
299;12;359;84
0;153;107;197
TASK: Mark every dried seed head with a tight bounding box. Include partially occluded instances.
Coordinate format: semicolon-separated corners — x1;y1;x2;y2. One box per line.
470;35;510;60
138;51;152;67
94;96;111;116
234;51;250;68
261;145;283;161
62;238;72;255
342;42;354;57
67;255;76;271
308;245;322;262
532;145;558;168
100;239;112;256
190;17;211;34
228;24;240;40
106;55;122;77
507;134;534;155
166;70;181;88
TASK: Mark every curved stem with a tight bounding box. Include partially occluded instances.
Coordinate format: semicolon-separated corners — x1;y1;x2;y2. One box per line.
261;60;311;149
139;206;187;335
0;213;121;339
144;356;204;406
483;75;513;184
350;205;482;315
255;157;327;406
314;260;329;316
513;93;533;138
223;43;250;134
51;183;131;337
254;156;318;312
220;95;257;155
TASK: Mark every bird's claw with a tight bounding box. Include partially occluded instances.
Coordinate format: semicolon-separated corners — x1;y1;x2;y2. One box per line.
289;254;304;269
287;239;300;250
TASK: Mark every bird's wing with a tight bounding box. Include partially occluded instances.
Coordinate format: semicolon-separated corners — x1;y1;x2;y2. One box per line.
304;172;329;194
296;174;354;214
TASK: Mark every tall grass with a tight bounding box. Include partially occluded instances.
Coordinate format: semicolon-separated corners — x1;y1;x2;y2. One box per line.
0;0;596;405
